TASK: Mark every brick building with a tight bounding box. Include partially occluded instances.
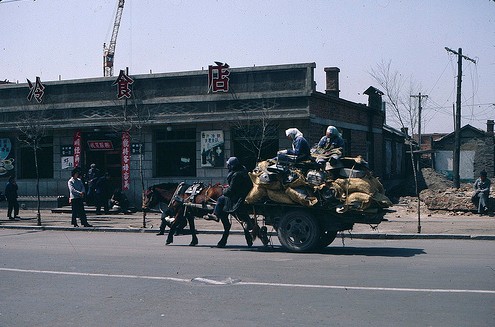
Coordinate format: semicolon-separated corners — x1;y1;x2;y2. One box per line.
0;62;406;205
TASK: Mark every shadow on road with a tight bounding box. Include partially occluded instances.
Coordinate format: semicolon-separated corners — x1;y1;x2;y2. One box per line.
320;246;426;257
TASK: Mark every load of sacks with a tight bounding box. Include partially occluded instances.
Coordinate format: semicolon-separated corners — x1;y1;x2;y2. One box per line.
245;156;392;213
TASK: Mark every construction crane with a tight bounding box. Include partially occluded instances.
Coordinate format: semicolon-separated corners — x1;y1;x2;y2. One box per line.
103;0;125;77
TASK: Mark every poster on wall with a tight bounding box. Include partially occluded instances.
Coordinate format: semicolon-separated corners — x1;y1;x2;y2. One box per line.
0;138;15;176
201;130;224;168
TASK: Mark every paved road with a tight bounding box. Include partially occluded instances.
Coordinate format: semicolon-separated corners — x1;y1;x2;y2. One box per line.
1;230;494;326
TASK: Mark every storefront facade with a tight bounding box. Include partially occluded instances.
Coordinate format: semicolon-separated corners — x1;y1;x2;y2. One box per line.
0;62;399;205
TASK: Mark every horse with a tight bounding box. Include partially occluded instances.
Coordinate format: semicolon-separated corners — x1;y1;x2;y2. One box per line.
143;182;262;248
142;183;188;235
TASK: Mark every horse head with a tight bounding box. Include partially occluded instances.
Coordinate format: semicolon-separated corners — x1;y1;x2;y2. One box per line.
142;183;179;211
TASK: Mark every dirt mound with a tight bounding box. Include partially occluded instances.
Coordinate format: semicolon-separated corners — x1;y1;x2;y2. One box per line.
419;184;476;211
421;168;454;191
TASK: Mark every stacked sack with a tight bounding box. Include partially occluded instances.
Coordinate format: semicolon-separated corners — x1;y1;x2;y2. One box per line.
245;157;392;213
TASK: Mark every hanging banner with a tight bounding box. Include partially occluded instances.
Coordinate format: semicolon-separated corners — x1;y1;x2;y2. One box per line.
201;130;224;167
121;131;130;191
73;131;81;168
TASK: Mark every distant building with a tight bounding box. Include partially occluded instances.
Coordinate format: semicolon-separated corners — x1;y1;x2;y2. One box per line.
432;121;495;181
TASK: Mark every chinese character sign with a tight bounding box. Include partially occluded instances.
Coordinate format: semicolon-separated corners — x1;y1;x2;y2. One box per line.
27;76;45;103
121;131;131;191
113;70;134;99
73;131;81;168
87;141;114;150
201;130;224;168
208;62;230;93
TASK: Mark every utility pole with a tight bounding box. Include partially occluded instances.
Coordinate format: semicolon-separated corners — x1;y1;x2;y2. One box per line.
410;93;428;148
445;47;476;188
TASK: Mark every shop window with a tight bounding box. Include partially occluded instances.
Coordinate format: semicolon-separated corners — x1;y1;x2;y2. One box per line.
18;136;53;179
232;125;279;170
155;129;196;177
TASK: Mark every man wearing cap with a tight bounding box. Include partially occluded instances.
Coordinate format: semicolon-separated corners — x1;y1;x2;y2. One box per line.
473;170;491;215
205;157;252;224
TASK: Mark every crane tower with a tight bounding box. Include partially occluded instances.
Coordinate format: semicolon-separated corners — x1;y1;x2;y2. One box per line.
103;0;125;77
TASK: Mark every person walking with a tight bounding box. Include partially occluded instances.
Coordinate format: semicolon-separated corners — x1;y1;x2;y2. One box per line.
68;168;92;227
5;176;20;220
94;172;111;215
86;163;100;205
473;170;491;215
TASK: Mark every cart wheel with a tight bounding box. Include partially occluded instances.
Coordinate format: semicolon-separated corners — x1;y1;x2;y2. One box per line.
318;230;338;249
277;210;320;252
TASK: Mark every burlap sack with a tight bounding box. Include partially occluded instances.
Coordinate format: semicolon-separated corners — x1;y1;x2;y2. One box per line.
285;169;307;189
371;192;393;208
249;171;282;190
326;182;345;200
334;178;374;195
285;187;318;207
245;184;268;204
367;176;385;194
252;160;275;173
345;192;372;210
267;189;295;204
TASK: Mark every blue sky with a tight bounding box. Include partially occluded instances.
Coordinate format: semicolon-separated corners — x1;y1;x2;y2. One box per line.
1;0;494;133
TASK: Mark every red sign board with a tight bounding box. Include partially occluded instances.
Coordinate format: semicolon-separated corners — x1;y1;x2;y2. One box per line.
73;131;81;168
121;132;130;191
87;140;114;151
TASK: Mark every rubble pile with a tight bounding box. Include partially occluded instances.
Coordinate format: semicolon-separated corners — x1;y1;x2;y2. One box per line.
245;157;392;213
420;185;476;211
418;168;478;211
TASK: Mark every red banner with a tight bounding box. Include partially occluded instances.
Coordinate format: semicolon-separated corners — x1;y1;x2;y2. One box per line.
73;131;81;168
121;132;130;191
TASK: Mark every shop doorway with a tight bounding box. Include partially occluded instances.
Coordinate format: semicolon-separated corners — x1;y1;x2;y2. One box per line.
83;131;122;193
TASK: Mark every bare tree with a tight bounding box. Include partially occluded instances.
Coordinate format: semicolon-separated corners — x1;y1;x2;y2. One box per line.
231;99;279;165
370;60;423;233
16;107;51;226
111;94;152;228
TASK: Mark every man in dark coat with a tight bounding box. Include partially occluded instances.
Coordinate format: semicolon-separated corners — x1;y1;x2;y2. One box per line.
94;173;111;214
206;156;253;222
5;176;19;220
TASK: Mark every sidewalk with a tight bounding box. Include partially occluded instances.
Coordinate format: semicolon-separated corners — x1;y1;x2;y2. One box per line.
0;205;494;240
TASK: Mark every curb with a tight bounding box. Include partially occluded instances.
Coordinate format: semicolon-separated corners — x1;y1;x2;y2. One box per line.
1;225;495;240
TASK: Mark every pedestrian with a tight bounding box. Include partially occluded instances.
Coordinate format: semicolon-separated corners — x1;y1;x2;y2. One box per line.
110;188;130;214
94;172;111;214
86;163;100;205
472;170;491;215
5;176;20;220
68;168;92;227
205;156;253;222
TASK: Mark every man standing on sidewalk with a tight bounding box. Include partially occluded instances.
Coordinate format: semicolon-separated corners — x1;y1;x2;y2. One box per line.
68;168;92;227
5;176;19;220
